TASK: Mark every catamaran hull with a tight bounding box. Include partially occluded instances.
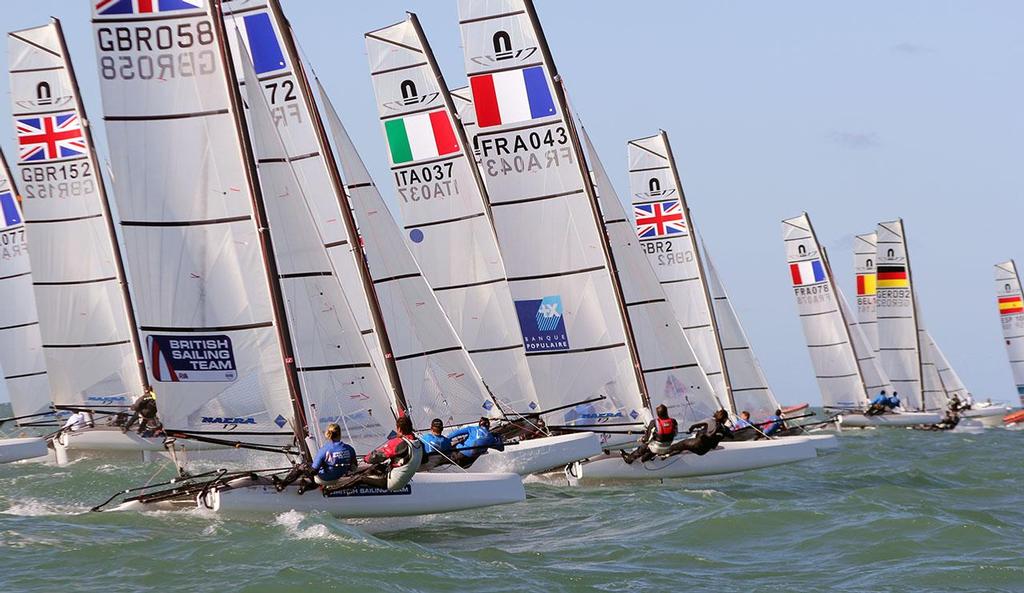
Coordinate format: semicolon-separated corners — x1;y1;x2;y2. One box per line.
784;434;839;451
453;432;601;476
0;437;48;463
836;412;941;427
962;406;1010;427
203;472;525;518
567;439;818;483
54;429;168;453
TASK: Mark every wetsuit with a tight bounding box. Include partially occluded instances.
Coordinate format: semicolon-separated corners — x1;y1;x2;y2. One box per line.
665;417;731;456
447;425;504;468
622;417;677;464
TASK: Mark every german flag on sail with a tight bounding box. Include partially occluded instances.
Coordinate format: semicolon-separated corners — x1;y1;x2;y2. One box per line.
856;273;876;296
876;265;908;289
999;296;1023;315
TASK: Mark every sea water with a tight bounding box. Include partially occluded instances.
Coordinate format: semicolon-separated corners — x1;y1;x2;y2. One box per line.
1;421;1021;592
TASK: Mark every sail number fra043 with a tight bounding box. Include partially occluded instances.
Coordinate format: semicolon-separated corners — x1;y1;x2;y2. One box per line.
96;21;215;81
476;125;572;178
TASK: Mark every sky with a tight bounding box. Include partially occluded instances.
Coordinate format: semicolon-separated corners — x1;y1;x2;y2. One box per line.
1;1;1022;407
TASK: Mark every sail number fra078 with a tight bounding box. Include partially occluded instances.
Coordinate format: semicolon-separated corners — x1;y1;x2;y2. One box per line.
96;20;215;81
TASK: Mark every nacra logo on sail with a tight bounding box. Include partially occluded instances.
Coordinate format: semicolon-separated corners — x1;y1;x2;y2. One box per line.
201;417;256;425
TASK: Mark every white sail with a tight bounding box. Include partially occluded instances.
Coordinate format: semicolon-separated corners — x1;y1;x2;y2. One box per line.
0;150;50;420
836;283;892;396
853;232;880;354
781;213;869;410
704;250;781;421
220;0;389;384
582;126;715;427
994;260;1024;400
238;38;393;449
875;219;925;411
318;82;498;427
922;328;968;404
457;0;648;429
92;1;294;436
918;323;947;411
8;21;147;411
627;132;731;411
364;16;539;415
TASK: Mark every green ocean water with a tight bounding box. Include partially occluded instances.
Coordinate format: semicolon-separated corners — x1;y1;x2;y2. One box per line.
1;423;1021;593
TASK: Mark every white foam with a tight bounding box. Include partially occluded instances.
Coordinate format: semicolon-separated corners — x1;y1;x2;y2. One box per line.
2;498;90;517
274;510;344;542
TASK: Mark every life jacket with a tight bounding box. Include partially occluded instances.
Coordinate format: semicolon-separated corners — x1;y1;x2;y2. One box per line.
649;417;677;454
386;436;423;491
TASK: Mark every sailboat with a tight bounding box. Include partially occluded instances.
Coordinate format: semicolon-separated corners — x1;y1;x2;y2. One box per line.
361;13;600;472
0;148;50;462
91;0;523;517
781;213;939;426
853;232;881;355
7;20;164;460
995;261;1024;426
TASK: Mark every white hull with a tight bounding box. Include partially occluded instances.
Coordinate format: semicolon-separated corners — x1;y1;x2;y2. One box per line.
201;472;525;518
784;433;839;451
567;438;818;483
451;432;601;476
836;412;941;427
55;428;168;452
0;437;48;463
962;406;1010;427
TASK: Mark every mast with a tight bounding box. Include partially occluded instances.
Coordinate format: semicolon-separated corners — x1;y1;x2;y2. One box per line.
901;218;926;411
522;0;650;409
269;0;407;414
212;0;306;438
52;17;150;395
660;132;734;413
819;239;871;399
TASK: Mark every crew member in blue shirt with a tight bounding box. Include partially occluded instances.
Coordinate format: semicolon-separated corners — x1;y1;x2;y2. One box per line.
733;411;753;430
447;417;504;468
273;423;357;494
762;409;786;436
866;390;890;415
419;418;454;470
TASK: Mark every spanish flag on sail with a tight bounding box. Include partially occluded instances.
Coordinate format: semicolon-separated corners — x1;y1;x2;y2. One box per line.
876;265;908;289
998;296;1023;316
856;273;876;296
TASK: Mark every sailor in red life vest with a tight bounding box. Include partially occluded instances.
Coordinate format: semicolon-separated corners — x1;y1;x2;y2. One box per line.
334;414;423;492
621;404;677;464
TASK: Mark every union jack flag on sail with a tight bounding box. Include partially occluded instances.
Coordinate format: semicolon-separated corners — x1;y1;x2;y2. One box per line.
16;113;86;162
95;0;203;15
634;200;686;239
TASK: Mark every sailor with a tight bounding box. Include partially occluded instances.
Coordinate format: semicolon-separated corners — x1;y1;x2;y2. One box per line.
733;411;753;430
866;390;889;415
949;394;964;413
886;392;901;410
621;404;677;465
963;393;975;410
273;423;357;494
418;418;453;470
447;417;505;468
664;409;731;456
62;410;90;432
762;409;787;437
123;388;159;435
338;415;423;491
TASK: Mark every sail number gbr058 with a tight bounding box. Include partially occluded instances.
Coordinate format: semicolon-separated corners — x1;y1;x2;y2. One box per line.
96;20;216;81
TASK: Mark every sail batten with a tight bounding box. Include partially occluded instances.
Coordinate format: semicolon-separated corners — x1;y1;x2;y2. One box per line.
8;20;147;410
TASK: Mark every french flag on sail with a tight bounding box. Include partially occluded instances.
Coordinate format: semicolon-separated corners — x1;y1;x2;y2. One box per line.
790;259;826;286
235;12;286;75
470;66;556;128
95;0;203;14
0;192;22;229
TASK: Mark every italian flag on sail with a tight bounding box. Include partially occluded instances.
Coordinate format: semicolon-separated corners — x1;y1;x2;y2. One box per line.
384;110;459;164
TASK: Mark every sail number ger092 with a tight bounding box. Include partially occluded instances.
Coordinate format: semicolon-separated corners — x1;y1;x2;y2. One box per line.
96;20;215;81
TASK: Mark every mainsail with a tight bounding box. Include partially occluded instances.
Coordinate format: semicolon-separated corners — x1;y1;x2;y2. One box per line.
853;232;880;354
582;126;716;427
917;322;948;411
8;20;148;410
318;82;498;427
456;0;648;429
237;40;392;449
627;132;731;412
0;149;50;420
92;0;295;437
781;213;870;410
836;283;892;397
220;0;391;386
994;260;1024;399
922;329;969;403
364;15;539;414
704;250;781;420
875;219;926;411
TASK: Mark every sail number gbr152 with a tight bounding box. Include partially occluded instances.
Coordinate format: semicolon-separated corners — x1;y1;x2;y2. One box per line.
476;124;571;178
96;20;215;81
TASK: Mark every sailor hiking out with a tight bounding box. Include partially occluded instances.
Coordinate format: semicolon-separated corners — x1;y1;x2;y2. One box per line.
446;417;505;468
621;404;678;464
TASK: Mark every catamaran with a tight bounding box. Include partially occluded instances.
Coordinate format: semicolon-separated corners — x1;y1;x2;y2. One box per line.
782;213;939;427
90;0;523;517
996;261;1024;426
0;148;51;463
7;20;173;461
360;13;601;472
